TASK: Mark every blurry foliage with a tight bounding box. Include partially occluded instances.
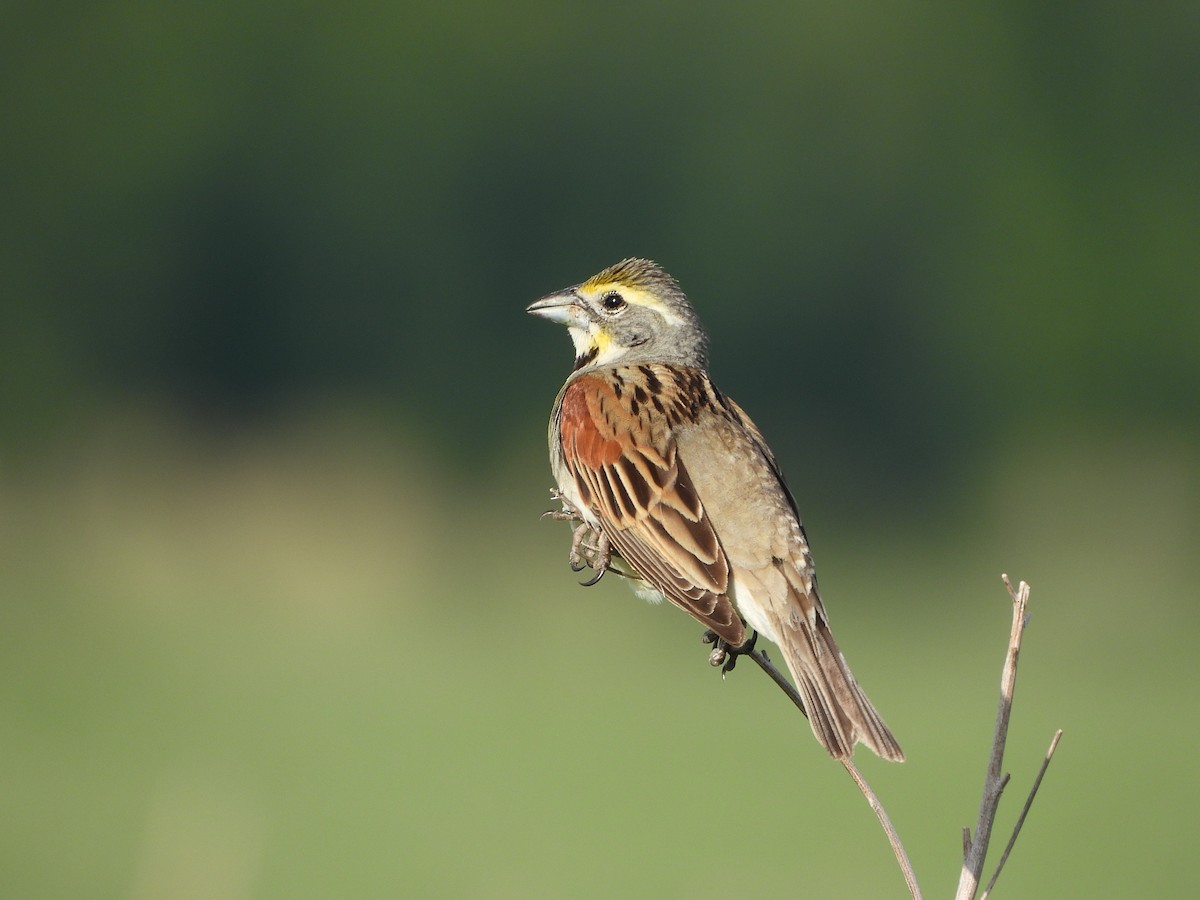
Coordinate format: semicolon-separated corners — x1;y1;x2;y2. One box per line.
2;4;1199;897
3;2;1197;501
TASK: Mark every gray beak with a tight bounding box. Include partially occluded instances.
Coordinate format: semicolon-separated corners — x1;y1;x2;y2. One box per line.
526;288;589;328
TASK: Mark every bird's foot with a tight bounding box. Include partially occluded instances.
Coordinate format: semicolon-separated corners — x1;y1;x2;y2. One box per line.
701;629;758;677
577;529;611;587
542;488;585;524
543;491;612;586
566;522;592;572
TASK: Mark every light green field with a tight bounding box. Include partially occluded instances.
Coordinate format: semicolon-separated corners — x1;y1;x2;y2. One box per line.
3;412;1195;898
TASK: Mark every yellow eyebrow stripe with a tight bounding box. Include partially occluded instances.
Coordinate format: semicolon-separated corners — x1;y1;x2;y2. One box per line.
586;282;685;326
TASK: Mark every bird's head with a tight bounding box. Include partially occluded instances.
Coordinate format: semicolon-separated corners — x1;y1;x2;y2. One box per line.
526;258;708;372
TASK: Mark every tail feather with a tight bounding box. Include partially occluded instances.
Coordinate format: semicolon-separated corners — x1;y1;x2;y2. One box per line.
780;620;904;762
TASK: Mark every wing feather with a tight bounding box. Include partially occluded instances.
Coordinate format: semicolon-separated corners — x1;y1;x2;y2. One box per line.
558;373;744;645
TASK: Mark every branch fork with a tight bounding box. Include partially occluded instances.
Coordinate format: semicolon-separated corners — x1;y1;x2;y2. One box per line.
544;498;1062;897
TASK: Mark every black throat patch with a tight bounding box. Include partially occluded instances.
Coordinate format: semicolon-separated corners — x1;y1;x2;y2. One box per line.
573;345;599;371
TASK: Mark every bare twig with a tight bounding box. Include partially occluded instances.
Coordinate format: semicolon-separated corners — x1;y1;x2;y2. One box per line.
743;646;806;716
979;729;1063;899
955;576;1032;900
548;506;1062;898
841;757;924;900
745;647;922;900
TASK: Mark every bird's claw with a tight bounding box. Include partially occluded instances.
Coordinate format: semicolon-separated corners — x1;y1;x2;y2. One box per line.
543;489;586;522
544;490;612;586
701;629;758;677
577;530;611;586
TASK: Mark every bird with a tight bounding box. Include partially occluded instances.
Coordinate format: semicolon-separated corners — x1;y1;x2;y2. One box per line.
526;258;904;761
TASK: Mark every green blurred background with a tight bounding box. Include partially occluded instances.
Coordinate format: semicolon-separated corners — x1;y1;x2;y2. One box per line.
3;3;1197;897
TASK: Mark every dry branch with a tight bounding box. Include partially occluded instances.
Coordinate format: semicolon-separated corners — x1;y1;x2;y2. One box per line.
750;575;1059;900
745;648;922;900
547;505;1062;896
979;729;1063;899
954;577;1061;899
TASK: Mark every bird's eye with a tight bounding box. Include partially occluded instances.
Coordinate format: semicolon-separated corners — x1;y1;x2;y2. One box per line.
601;291;626;312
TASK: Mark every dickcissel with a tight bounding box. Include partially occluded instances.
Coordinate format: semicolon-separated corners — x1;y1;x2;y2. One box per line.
527;258;903;761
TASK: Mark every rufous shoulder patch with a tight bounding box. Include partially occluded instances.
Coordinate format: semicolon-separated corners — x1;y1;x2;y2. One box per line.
560;376;622;469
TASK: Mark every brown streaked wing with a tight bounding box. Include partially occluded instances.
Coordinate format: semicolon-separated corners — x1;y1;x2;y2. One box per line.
559;374;745;646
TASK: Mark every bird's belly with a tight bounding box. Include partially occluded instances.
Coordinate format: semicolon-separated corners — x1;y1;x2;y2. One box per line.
728;575;781;646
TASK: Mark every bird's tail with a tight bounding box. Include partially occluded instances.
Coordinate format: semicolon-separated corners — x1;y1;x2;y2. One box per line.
778;619;905;762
